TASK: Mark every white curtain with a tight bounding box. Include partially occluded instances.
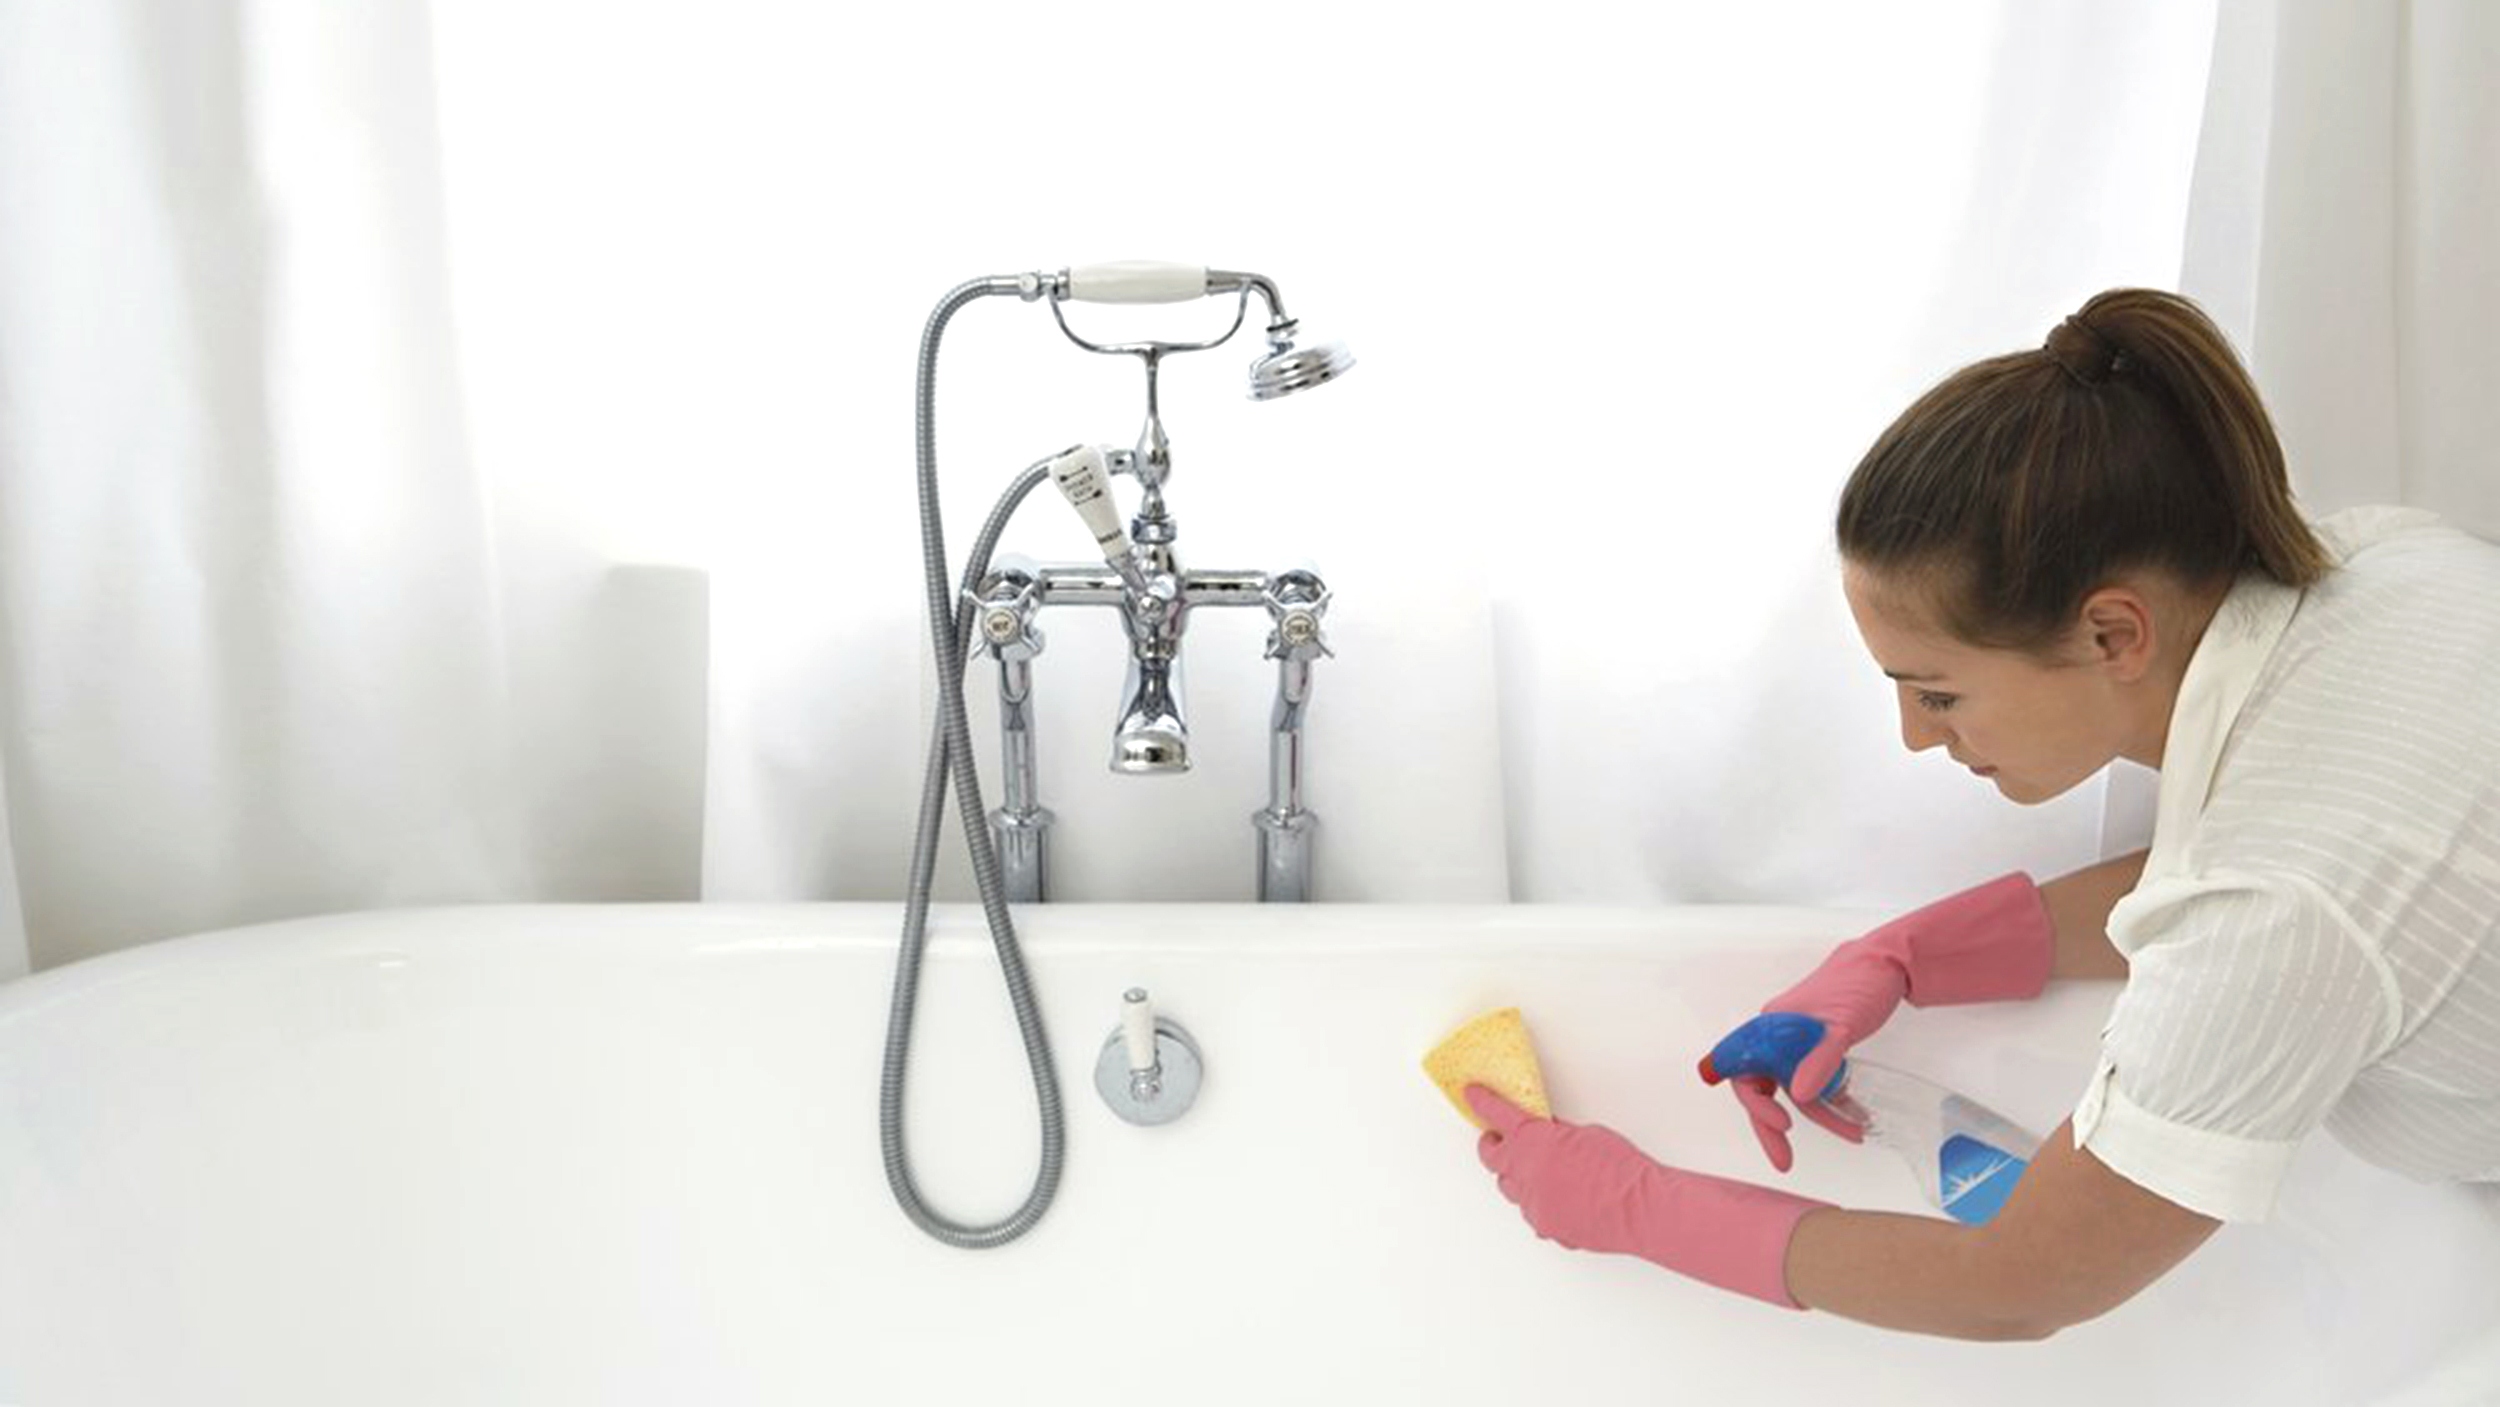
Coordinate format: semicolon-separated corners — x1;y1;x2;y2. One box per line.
0;0;705;975
2183;0;2500;533
3;0;2481;977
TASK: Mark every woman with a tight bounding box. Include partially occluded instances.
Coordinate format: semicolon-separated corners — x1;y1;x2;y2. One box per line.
1467;288;2500;1340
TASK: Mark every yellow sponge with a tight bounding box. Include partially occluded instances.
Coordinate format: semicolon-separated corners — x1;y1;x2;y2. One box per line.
1422;1006;1552;1129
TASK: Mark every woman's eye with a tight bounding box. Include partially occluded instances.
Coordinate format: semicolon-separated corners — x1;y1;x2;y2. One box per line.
1915;691;1958;713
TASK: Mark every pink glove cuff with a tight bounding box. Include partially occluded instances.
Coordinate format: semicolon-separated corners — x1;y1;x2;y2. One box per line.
1629;1166;1830;1310
1885;870;2055;1007
1470;1086;1833;1312
1729;873;2054;1172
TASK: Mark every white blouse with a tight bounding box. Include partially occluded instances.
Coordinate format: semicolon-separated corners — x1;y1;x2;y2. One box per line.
2073;507;2500;1222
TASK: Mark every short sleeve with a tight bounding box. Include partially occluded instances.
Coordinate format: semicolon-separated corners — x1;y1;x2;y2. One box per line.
2073;875;2397;1222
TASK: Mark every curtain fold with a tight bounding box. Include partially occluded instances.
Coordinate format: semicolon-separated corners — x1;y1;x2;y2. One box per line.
0;750;25;979
2183;0;2500;533
0;1;516;967
0;0;703;970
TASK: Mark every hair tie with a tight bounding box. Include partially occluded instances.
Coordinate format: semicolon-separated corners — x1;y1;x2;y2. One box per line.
2044;315;2120;386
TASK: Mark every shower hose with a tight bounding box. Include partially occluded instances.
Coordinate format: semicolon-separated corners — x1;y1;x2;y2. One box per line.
881;276;1066;1247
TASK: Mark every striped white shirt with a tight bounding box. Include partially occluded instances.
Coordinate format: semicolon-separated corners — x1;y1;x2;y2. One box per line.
2072;507;2500;1222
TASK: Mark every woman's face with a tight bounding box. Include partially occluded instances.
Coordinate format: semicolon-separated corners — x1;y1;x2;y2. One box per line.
1841;562;2145;805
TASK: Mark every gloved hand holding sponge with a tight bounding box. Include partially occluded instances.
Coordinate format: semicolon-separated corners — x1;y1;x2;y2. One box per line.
1424;1008;1831;1309
1426;872;2057;1310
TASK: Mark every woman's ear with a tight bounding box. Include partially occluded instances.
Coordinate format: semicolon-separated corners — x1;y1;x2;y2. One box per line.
2078;587;2157;681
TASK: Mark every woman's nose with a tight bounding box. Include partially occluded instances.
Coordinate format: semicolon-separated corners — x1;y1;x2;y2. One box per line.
1898;698;1952;753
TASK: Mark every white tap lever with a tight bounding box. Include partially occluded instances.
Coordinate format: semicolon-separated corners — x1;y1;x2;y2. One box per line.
1096;986;1204;1126
1122;987;1158;1074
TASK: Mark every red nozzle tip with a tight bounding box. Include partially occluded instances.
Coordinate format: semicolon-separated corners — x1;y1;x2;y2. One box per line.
1697;1055;1722;1085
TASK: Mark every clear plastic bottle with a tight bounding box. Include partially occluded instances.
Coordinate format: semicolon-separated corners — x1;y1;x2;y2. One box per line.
1700;1012;2044;1226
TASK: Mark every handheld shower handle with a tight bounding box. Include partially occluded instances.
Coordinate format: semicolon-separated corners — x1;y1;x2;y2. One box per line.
1046;445;1130;560
1063;261;1210;305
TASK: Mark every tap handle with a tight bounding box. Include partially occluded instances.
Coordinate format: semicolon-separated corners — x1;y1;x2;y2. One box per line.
1096;988;1204;1126
1262;567;1335;662
1122;988;1158;1073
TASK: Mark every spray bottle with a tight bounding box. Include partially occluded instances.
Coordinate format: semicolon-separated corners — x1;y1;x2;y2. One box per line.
1699;1013;2042;1225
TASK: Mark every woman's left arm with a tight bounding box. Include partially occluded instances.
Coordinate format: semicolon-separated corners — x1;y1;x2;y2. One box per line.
1782;1119;2219;1339
1470;1087;2220;1339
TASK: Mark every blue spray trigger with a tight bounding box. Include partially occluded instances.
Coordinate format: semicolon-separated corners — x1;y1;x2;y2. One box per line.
1699;1012;1848;1102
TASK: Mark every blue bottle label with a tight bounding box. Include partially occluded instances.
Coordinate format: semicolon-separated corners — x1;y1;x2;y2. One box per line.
1938;1134;2028;1225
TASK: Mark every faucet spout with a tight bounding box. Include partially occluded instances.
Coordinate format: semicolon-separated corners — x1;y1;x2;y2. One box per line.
1112;651;1189;774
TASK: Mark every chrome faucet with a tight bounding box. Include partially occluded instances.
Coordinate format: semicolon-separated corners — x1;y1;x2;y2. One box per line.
881;262;1350;1253
1107;356;1191;776
968;263;1352;901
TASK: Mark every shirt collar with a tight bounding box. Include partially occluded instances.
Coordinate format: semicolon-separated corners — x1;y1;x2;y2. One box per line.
2144;570;2304;877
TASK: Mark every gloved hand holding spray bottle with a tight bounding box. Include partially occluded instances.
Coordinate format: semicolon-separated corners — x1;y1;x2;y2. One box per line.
1700;1012;2042;1224
1698;870;2060;1225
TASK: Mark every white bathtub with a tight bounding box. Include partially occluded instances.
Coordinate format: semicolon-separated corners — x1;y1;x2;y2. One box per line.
2;903;2494;1404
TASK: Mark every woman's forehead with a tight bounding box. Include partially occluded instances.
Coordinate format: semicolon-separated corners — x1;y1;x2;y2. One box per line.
1842;561;1952;637
1841;561;2007;677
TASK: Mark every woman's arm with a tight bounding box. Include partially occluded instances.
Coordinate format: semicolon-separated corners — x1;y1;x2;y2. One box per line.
2038;849;2146;981
1782;1118;2217;1339
1471;1087;2222;1332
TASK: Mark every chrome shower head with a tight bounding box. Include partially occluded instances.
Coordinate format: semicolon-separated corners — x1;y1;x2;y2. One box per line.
1040;263;1354;400
1247;325;1355;401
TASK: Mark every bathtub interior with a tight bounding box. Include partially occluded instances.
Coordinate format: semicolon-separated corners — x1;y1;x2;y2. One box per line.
0;902;2495;1405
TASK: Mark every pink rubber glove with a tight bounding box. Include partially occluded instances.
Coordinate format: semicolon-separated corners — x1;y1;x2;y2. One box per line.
1725;870;2054;1172
1467;1085;1831;1310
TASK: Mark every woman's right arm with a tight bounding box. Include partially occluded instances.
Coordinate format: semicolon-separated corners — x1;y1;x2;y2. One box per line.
2038;849;2145;981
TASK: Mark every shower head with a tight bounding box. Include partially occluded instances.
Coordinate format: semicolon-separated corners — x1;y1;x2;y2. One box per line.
1041;263;1354;401
1247;326;1356;401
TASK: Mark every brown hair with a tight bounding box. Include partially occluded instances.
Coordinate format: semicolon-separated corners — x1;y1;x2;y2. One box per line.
1835;288;2332;652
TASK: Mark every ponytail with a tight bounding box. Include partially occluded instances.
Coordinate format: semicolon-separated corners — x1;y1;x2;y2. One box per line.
1837;288;2331;652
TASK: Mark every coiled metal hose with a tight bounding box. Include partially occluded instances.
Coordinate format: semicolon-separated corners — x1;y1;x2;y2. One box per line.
879;277;1067;1248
